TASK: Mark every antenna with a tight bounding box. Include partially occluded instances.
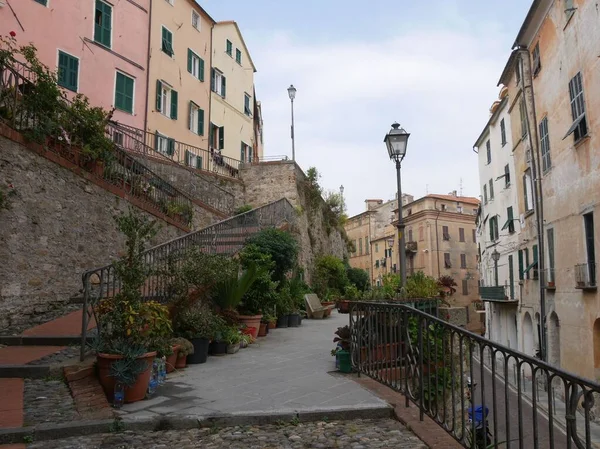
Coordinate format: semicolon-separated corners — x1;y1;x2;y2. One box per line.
426;184;429;194
459;178;463;197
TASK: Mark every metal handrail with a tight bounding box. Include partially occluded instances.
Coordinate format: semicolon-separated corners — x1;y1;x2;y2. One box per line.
350;301;600;449
80;198;296;357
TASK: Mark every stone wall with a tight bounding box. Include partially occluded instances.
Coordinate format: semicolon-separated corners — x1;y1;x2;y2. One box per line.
0;136;186;333
241;161;346;283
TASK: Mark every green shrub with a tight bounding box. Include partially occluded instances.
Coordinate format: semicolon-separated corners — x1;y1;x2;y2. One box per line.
233;204;253;215
245;229;298;283
347;267;370;292
405;271;439;299
312;255;349;298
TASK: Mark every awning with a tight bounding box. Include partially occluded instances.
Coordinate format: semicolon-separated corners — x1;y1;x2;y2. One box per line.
522;261;538;275
501;218;515;231
563;115;585;140
483;214;489;224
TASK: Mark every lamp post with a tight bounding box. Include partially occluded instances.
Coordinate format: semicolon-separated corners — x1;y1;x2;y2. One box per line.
492;249;500;287
387;237;395;273
340;185;345;214
384;123;410;288
287;85;297;161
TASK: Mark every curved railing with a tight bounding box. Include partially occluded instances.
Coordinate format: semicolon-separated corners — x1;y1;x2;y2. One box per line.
80;198;296;358
350;301;600;449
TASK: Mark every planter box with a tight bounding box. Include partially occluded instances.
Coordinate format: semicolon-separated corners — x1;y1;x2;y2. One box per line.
227;343;240;354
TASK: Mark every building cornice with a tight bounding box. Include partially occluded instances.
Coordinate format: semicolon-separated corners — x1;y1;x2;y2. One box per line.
473;96;508;149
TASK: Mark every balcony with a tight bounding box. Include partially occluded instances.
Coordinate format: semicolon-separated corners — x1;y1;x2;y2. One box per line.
575;262;597;290
479;286;517;303
405;241;417;253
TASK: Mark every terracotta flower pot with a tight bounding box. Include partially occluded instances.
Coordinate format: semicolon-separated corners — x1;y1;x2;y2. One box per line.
338;300;350;314
166;345;180;373
175;354;187;369
238;314;262;338
258;323;268;337
268;321;277;329
97;351;156;404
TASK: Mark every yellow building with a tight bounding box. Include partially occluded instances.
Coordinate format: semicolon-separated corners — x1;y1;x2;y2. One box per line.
210;21;257;163
145;0;214;169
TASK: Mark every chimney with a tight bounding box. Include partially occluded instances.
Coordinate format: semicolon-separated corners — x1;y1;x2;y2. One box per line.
448;190;458;197
401;194;414;205
365;199;383;211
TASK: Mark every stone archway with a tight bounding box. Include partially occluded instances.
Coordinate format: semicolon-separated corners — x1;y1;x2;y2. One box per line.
523;312;534;357
548;312;560;367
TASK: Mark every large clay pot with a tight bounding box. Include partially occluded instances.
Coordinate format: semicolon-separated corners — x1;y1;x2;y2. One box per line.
258;323;268;337
238;314;262;339
338;300;350;314
97;351;156;404
268;321;277;330
175;354;187;369
187;338;209;364
166;345;180;373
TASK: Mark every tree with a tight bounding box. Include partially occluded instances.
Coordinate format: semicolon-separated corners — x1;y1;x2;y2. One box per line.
312;255;349;298
246;228;298;284
347;267;370;292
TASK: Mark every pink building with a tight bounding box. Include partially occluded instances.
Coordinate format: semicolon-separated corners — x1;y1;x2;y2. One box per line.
1;0;150;128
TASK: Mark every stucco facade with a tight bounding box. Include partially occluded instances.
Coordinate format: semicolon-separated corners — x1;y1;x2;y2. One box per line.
474;88;521;349
146;0;214;165
210;22;256;162
1;0;149;128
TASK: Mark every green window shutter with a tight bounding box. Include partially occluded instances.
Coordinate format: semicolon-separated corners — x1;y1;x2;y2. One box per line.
218;126;224;150
533;244;538;263
489;217;493;241
170;89;178;119
187;49;193;74
94;0;112;48
198;108;204;136
156;80;162;111
210;68;215;92
162;27;173;56
167;138;175;156
524;249;530;279
199;58;205;82
196;156;203;169
185;150;191;166
154;131;159;151
58;52;78;92
115;72;134;113
209;123;214;147
236;49;241;64
508;255;515;299
226;40;232;55
240;142;245;162
221;76;226;98
188;102;193;130
518;250;524;280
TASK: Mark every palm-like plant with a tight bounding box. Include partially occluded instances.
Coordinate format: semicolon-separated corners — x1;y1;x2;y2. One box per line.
213;264;259;311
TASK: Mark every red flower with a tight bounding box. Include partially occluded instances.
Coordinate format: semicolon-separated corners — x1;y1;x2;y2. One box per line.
9;31;16;37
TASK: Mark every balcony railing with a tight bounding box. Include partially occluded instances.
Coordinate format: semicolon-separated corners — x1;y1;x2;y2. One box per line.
406;241;418;252
350;301;600;449
575;262;597;290
479;286;515;302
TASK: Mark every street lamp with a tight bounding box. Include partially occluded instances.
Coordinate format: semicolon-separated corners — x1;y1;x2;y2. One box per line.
339;185;345;214
287;85;297;161
384;123;410;288
492;249;500;287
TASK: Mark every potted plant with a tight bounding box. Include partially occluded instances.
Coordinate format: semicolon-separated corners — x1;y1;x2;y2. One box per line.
263;311;277;330
224;326;242;354
339;285;359;314
209;320;229;356
92;210;160;404
288;308;301;327
321;292;335;317
173;303;219;365
170;337;193;370
332;325;351;373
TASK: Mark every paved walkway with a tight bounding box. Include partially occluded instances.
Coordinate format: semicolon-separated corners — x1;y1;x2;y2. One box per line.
119;312;390;421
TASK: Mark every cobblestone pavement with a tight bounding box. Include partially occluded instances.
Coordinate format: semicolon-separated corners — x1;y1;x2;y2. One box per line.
28;419;426;448
27;346;80;365
24;379;80;425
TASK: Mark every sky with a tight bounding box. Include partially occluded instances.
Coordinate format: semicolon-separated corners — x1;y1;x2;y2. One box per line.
202;0;532;217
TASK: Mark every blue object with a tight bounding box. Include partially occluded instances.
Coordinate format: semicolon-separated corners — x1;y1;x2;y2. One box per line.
147;359;159;397
113;382;124;409
468;406;489;426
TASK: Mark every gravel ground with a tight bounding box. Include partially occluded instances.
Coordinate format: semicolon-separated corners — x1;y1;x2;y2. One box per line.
24;379;80;425
27;346;81;366
27;419;427;448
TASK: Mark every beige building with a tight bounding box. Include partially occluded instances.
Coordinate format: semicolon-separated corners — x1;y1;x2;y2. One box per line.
146;0;214;169
210;21;257;163
371;193;482;331
494;0;600;378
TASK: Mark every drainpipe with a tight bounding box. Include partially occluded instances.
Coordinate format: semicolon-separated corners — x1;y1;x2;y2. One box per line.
143;0;153;134
368;214;373;285
518;47;547;362
208;22;214;153
435;200;441;278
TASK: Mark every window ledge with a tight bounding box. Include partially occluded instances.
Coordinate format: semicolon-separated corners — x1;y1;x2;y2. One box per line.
574;134;591;148
524;209;535;219
83;38;144;71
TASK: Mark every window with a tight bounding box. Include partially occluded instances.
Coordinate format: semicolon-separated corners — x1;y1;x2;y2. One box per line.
472;228;477;243
539;117;551;173
419;226;424;241
524;248;530;280
532;42;541;75
461;254;467;269
94;0;112;48
547;228;555;283
489;179;494;200
359;238;363;256
188;102;204;136
483;184;488;204
57;51;79;92
508;255;515;299
226;40;233;56
187;50;205;81
519;100;528;138
366;237;370;255
155;132;175;156
462;279;469;295
457;204;463;214
486;140;491;164
584;212;596;285
240;142;252;163
442;226;450;240
504;164;511;187
115;72;134;114
161;26;174;56
209;123;225;150
211;69;226;98
236;49;242;65
566;72;588;142
244;93;252;116
191;10;201;30
155;80;178;119
408;208;412;215
444;253;451;269
34;0;48;5
112;131;124;146
532;245;539;279
489;216;499;241
518;249;524;281
516;60;522;84
441;204;447;211
459;228;465;242
375;243;379;253
506;206;515;233
500;118;507;146
408;229;413;242
523;169;533;212
185;150;203;170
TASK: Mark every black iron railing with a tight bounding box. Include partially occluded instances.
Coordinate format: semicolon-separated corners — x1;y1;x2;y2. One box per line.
110;122;242;179
0;59;194;228
80;198;296;358
106;122;235;214
350;301;600;449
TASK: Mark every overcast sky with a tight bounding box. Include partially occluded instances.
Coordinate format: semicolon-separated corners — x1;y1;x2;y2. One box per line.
203;0;531;217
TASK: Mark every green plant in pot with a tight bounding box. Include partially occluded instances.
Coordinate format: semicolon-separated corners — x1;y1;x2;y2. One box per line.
92;209;159;404
223;326;242;354
173;301;219;365
170;337;193;370
275;285;294;328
